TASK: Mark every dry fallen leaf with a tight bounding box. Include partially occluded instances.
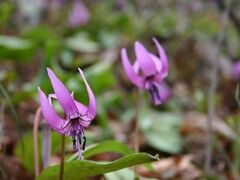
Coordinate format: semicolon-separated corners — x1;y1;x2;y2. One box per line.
181;112;235;140
136;155;201;180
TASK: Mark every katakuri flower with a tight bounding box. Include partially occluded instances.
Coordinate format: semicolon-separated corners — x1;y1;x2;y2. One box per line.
232;61;240;81
38;68;96;159
121;38;169;105
68;0;90;27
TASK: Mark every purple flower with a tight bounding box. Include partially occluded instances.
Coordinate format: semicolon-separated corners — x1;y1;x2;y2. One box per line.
121;38;169;105
232;61;240;81
38;68;96;159
115;0;127;10
157;82;171;104
68;0;90;27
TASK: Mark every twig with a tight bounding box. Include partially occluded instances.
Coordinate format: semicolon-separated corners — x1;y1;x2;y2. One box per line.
33;107;41;177
204;0;233;175
59;135;65;180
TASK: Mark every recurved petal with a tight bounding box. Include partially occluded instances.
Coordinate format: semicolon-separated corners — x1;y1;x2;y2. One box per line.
153;38;168;78
78;68;96;120
74;100;93;127
133;61;140;74
149;53;162;73
74;100;87;116
47;68;78;118
149;54;165;83
121;48;144;88
134;41;158;76
38;87;67;135
80;116;93;127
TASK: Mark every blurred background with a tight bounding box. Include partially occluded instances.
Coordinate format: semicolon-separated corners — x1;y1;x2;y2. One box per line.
0;0;240;179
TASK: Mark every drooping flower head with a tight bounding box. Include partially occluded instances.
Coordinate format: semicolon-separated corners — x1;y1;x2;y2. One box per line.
121;38;169;105
232;61;240;81
38;68;96;159
68;0;90;27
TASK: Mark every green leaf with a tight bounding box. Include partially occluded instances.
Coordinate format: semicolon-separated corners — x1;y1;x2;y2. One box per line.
65;32;99;53
96;92;124;136
66;60;116;102
0;35;35;61
0;2;14;26
15;131;41;172
0;35;31;50
152;12;178;38
83;140;133;158
105;168;134;180
37;153;158;180
140;108;182;154
67;140;133;161
84;60;116;94
15;131;70;172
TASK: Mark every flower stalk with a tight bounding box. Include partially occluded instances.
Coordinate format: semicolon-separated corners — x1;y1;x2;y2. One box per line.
134;89;141;152
42;124;51;169
33;107;41;177
59;135;65;180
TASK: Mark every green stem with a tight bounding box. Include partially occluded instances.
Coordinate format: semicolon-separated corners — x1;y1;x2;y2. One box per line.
59;135;65;180
134;90;141;153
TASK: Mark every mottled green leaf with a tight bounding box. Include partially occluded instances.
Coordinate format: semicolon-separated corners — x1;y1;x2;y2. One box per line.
67;140;133;161
37;153;158;180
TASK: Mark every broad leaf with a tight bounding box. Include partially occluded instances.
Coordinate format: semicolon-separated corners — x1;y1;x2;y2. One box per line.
0;35;35;61
105;168;134;180
15;131;70;172
37;153;158;180
65;32;99;53
140;108;182;154
67;140;133;161
0;35;31;50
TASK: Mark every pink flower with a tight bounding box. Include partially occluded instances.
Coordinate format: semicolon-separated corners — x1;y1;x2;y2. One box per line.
68;0;90;27
38;68;96;159
121;38;169;105
232;61;240;81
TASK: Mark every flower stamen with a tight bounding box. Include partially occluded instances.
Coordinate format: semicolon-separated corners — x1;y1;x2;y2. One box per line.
82;136;86;150
149;83;161;105
72;136;76;149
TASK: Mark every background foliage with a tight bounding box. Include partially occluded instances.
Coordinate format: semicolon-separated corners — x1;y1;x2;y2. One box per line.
0;0;240;179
